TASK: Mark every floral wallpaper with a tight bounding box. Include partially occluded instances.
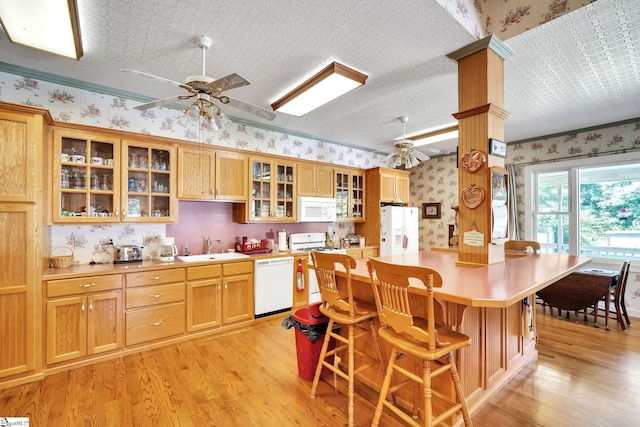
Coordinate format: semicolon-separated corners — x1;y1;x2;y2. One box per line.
435;0;597;40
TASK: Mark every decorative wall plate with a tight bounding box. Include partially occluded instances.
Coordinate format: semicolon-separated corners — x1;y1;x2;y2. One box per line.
460;149;487;172
461;184;485;209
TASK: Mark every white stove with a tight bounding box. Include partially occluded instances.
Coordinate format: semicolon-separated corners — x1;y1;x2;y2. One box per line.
289;232;346;303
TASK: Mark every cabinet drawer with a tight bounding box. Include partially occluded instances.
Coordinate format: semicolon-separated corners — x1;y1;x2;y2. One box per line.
126;283;184;309
125;302;185;346
187;264;222;281
223;261;253;276
126;268;185;288
47;274;122;298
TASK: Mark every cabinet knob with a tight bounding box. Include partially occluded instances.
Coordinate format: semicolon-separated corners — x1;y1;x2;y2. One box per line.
150;294;164;298
79;283;96;288
152;276;164;280
150;321;163;326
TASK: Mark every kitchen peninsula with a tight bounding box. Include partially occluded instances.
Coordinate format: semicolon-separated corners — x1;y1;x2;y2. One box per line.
344;249;590;423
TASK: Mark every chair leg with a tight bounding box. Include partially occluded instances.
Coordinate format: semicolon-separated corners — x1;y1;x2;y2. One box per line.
448;353;472;426
347;324;355;427
372;348;398;427
423;359;434;427
310;319;336;398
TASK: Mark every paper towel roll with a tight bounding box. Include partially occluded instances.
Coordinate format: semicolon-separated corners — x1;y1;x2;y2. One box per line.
278;231;287;250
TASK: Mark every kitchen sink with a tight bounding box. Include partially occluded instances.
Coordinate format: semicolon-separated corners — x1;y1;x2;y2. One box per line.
177;253;250;263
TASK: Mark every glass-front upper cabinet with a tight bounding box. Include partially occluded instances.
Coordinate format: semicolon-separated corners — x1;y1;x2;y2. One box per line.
52;128;121;223
335;168;365;222
121;140;177;223
248;157;295;222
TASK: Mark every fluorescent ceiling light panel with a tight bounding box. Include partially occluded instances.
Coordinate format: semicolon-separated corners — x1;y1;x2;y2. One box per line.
0;0;83;59
410;126;458;147
271;62;367;116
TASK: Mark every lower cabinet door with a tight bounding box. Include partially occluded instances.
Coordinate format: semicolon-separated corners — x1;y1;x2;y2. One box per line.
87;291;124;355
46;296;87;365
125;302;185;346
187;278;222;331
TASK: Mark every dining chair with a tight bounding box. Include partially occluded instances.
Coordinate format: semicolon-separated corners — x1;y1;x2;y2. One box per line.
595;260;631;331
367;258;472;427
309;251;385;427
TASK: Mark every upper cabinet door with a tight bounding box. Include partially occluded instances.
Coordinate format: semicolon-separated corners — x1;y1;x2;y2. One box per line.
52;128;121;223
177;147;215;199
297;164;334;197
215;151;248;201
121;139;177;223
0;110;44;202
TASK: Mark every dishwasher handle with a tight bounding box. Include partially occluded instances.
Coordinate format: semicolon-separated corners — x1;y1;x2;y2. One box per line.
255;257;294;267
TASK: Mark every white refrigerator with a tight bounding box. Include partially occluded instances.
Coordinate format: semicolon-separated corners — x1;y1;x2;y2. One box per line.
379;206;419;256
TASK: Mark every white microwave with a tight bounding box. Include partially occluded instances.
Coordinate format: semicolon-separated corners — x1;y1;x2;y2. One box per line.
297;196;337;222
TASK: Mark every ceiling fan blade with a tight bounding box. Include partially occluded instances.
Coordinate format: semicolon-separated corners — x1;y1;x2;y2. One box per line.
412;150;431;161
121;69;190;90
226;97;276;121
133;94;193;111
207;73;251;93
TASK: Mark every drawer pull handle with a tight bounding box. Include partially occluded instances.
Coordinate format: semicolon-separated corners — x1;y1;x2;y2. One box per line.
152;276;164;280
150;321;163;326
151;294;164;298
79;283;96;288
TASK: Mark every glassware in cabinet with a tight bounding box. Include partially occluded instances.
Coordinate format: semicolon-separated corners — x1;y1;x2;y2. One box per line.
53;130;120;222
248;158;295;222
122;141;176;222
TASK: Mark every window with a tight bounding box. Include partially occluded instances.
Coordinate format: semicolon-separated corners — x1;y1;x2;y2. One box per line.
525;151;640;261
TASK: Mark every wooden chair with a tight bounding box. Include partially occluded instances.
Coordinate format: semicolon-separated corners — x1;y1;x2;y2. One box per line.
367;258;472;427
504;240;541;253
309;251;385;427
595;260;631;331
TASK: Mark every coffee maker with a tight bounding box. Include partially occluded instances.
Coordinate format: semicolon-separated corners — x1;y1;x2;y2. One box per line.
158;237;178;262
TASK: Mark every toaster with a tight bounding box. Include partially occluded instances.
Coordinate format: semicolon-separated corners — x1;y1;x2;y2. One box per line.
114;245;143;264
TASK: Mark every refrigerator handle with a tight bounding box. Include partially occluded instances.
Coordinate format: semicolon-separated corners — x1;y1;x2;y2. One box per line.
402;225;408;249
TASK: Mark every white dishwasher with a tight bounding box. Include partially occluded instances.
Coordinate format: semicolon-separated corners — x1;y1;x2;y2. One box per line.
254;257;294;318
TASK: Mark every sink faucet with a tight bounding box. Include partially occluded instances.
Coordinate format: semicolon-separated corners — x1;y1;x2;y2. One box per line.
204;237;223;254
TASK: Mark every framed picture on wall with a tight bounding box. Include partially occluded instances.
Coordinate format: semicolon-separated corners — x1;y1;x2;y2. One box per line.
422;202;441;219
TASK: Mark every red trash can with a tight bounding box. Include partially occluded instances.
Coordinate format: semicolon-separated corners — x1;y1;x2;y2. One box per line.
292;302;335;381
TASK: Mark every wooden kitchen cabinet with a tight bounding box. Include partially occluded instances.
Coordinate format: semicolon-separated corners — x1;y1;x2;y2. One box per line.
45;274;123;365
125;268;185;346
51;127;121;223
345;247;378;259
121;139;177;222
378;168;410;203
335;168;365;221
222;261;254;323
178;146;247;201
186;264;223;331
239;156;296;222
0;104;48;383
297;163;334;197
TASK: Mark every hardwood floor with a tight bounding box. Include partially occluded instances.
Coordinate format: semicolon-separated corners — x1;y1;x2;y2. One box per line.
1;307;639;426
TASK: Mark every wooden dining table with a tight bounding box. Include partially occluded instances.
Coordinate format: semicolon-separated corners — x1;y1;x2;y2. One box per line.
536;267;619;330
340;249;591;423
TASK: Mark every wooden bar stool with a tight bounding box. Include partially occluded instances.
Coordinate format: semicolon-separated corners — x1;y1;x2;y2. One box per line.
309;251;385;427
367;258;472;427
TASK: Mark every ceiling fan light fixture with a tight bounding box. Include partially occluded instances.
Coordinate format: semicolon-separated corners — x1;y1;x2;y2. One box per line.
271;61;367;117
0;0;83;60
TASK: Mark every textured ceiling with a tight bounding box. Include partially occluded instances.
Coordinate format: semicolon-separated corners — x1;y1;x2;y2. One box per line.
0;0;639;157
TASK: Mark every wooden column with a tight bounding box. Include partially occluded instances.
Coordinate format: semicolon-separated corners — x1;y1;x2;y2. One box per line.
448;35;514;266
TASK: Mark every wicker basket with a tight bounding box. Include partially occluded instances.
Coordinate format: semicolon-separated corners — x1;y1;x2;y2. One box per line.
50;246;74;268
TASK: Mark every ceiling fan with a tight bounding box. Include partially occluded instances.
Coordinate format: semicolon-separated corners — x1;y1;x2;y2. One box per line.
384;116;433;169
121;35;276;128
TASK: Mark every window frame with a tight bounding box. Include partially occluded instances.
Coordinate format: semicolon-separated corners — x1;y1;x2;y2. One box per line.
524;150;640;263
